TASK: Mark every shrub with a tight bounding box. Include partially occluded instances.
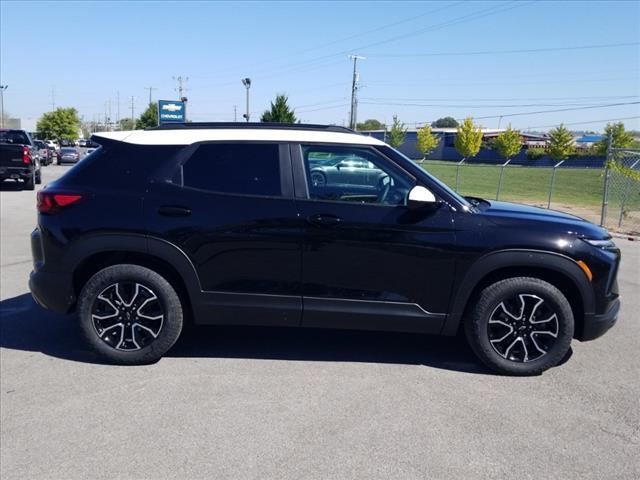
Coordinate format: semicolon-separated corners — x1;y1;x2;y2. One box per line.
526;148;546;160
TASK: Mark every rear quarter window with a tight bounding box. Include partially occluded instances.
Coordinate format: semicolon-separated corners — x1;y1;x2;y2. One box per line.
59;141;182;189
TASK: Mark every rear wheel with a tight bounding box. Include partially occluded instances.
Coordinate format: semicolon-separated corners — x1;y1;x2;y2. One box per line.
35;169;42;184
23;172;35;190
465;277;574;376
77;264;183;365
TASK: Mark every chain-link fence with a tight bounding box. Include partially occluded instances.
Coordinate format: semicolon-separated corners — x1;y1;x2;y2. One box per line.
600;148;640;235
417;157;639;235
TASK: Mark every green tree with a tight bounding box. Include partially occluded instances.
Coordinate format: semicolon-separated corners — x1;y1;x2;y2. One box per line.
416;124;439;159
454;117;483;160
119;118;136;130
386;115;407;148
548;124;574;161
595;122;635;156
431;116;459;128
493;125;522;161
36;107;80;141
135;103;158;129
261;94;297;123
356;118;385;130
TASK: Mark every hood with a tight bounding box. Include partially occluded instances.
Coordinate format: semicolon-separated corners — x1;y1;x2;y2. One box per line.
481;200;609;239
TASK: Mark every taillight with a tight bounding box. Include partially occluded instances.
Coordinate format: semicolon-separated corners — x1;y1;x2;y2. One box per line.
37;191;83;214
23;146;31;164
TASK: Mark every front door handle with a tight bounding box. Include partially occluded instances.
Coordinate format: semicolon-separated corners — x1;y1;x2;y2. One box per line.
307;213;343;227
158;205;192;217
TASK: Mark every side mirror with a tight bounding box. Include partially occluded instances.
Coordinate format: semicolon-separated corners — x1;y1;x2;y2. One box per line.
407;185;440;210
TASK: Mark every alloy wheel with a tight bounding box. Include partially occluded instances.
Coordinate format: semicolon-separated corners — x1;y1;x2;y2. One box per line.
488;293;559;362
91;282;164;351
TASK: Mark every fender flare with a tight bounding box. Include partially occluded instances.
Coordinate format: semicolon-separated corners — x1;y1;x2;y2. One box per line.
441;249;595;335
65;233;202;299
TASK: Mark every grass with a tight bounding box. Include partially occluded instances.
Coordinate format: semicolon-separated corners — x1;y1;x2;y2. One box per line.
416;160;607;207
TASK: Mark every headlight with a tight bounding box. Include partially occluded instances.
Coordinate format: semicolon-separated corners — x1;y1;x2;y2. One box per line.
581;238;617;249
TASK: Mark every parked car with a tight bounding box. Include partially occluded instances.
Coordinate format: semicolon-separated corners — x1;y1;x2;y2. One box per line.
45;140;59;152
34;140;52;165
29;123;621;374
57;147;81;164
0;129;42;189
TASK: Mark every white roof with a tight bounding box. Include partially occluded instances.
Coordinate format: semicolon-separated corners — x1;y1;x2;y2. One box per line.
93;128;386;146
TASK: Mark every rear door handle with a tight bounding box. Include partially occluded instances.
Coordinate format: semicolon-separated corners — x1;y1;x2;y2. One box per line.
308;213;343;227
158;205;192;217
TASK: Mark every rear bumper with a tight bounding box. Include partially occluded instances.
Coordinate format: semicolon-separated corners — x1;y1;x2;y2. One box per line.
0;166;33;180
29;269;76;314
579;298;620;341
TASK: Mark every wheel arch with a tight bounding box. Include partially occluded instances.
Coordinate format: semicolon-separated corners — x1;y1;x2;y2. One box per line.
442;250;595;338
68;234;201;321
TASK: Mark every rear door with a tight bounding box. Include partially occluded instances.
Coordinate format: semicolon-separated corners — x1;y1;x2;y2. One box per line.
143;141;302;327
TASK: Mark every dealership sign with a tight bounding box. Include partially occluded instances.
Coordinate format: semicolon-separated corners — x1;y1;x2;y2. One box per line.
158;100;186;124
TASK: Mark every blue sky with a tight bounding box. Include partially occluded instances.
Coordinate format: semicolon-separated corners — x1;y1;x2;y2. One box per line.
2;0;639;131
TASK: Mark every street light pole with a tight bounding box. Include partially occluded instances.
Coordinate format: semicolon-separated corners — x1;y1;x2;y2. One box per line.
0;85;7;128
241;78;251;122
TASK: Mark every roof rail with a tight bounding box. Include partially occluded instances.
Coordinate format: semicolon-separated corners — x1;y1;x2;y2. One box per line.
147;122;356;134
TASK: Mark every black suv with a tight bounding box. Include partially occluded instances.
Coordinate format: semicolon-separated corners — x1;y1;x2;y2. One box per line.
29;123;621;375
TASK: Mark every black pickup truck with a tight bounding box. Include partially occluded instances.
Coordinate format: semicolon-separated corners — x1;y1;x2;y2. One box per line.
0;129;42;190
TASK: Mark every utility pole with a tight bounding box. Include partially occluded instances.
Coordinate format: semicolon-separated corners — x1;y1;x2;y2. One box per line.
241;78;251;122
0;85;7;128
51;87;56;111
144;86;157;105
173;76;189;100
348;55;365;130
234;105;237;122
116;91;120;126
173;76;189;122
130;96;135;129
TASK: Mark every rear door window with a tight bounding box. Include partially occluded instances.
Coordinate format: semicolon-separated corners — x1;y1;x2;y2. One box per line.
181;143;282;197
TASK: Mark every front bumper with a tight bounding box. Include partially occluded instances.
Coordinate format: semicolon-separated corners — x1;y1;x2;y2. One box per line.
579;297;620;341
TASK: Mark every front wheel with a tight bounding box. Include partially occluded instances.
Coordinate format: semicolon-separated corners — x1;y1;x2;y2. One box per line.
465;277;574;376
77;264;183;365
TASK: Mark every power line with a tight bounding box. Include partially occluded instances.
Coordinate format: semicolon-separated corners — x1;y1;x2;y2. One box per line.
402;102;640;125
193;0;530;88
523;116;640;130
361;41;640;57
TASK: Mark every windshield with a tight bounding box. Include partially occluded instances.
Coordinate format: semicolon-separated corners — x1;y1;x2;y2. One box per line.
0;130;30;145
61;148;77;153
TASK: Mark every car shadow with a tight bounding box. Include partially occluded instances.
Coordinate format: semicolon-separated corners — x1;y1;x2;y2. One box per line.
0;293;488;374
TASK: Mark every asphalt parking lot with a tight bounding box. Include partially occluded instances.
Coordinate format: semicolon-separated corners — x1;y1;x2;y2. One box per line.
1;165;639;479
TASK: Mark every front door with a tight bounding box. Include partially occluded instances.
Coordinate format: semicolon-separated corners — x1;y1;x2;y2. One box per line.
293;143;456;334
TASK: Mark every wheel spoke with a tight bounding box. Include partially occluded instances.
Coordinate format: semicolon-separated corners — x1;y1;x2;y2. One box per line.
487;292;560;363
91;281;164;352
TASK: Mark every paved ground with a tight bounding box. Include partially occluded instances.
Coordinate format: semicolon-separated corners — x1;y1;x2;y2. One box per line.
1;165;639;479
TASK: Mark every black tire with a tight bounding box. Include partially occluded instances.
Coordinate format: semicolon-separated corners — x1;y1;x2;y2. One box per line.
465;277;574;376
35;169;42;184
310;171;326;187
77;264;183;365
23;172;35;190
